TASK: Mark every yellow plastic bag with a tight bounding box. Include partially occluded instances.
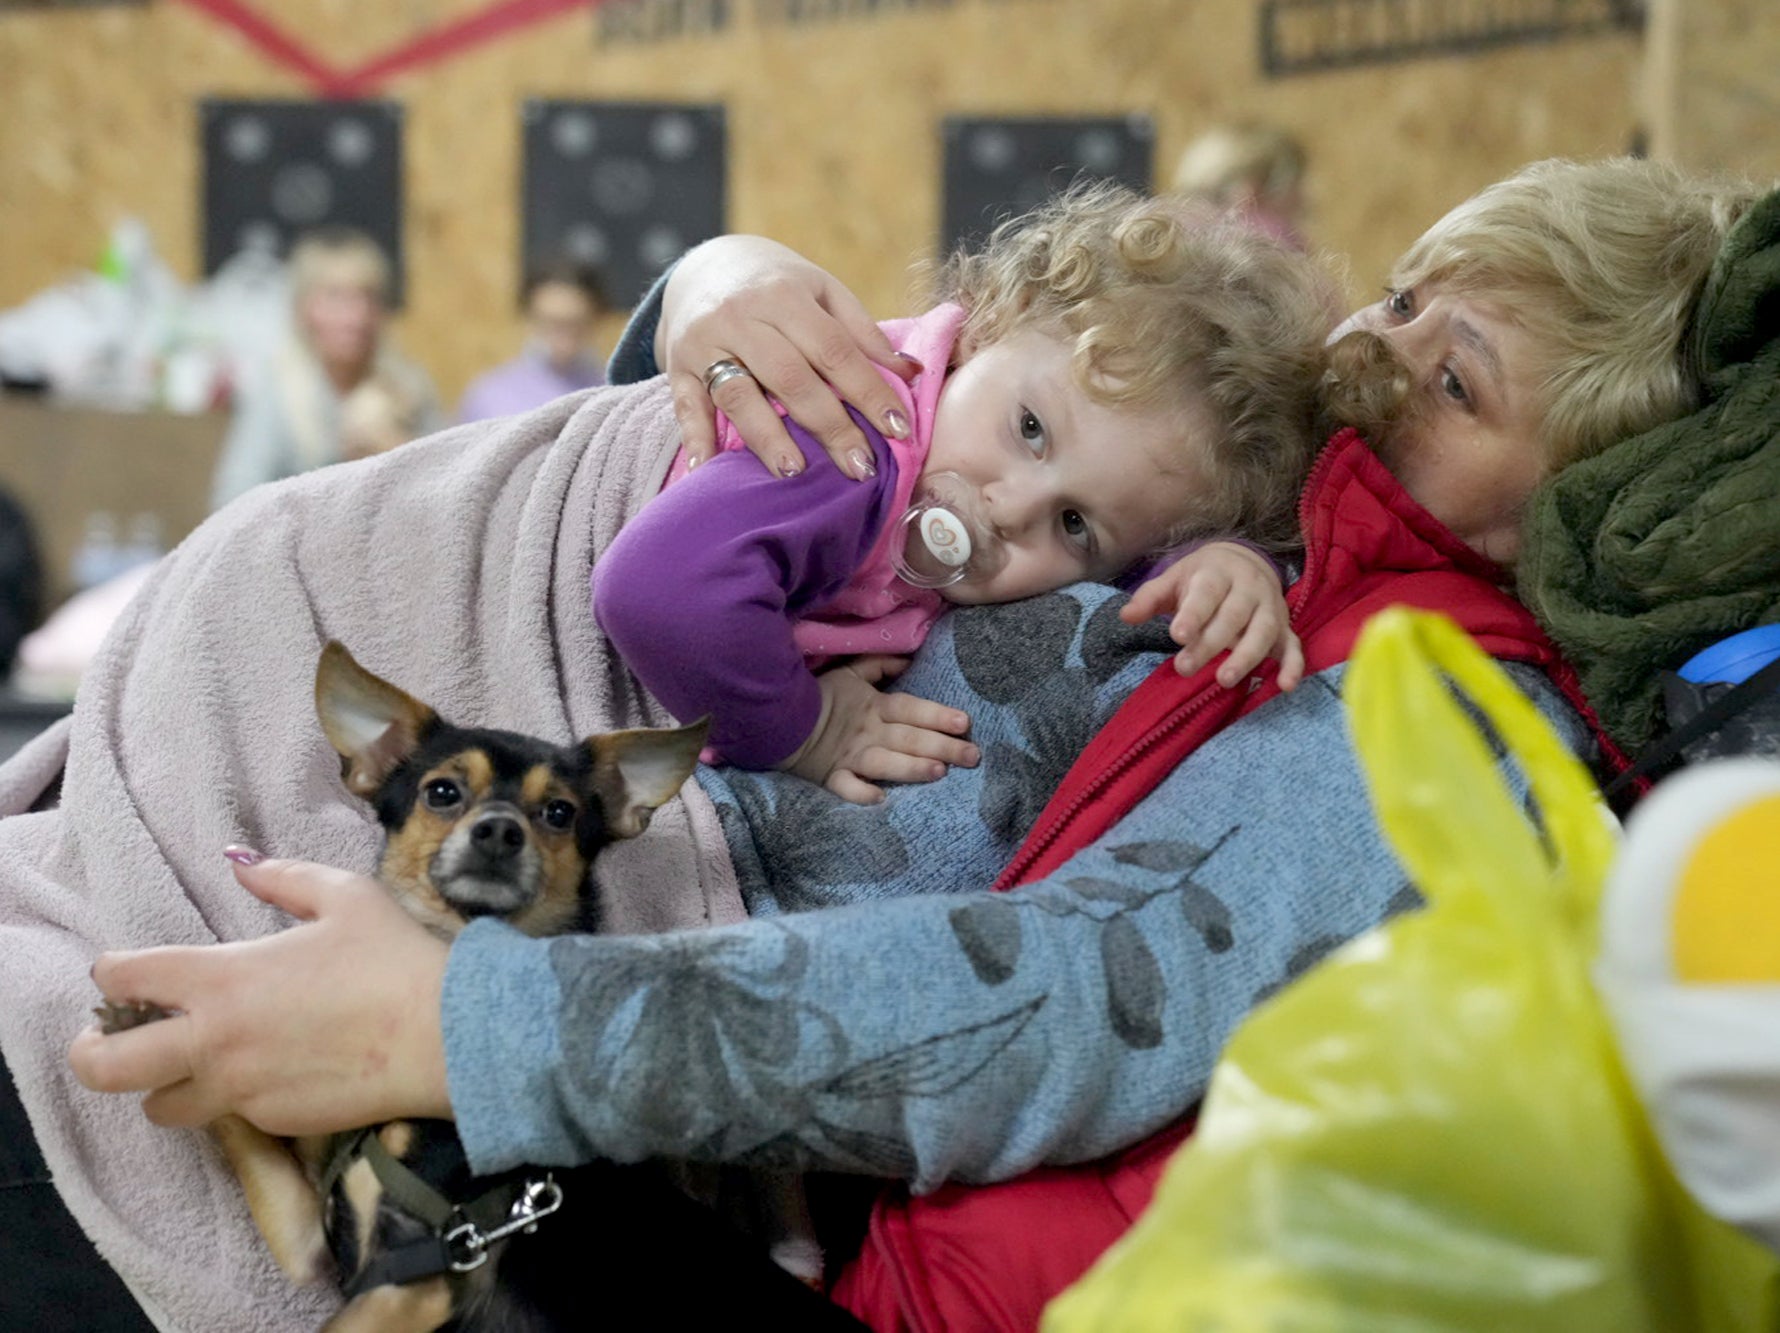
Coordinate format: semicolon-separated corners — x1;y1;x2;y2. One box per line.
1045;607;1780;1333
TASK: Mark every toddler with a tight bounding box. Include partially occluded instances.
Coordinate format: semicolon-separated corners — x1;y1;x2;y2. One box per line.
595;183;1331;802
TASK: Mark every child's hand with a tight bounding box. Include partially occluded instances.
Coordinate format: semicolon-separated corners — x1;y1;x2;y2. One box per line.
781;656;979;804
1120;542;1304;691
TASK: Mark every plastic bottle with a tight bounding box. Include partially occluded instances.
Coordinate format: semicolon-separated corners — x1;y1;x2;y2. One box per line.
120;512;164;573
70;511;120;591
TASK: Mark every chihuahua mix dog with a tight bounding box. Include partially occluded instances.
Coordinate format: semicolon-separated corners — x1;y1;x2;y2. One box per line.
104;641;706;1332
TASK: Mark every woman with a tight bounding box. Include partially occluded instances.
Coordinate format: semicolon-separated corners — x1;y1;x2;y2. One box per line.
210;226;441;510
456;259;608;424
1169;121;1310;251
65;158;1775;1330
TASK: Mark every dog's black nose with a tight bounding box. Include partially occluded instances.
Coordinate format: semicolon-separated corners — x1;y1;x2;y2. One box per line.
469;812;526;859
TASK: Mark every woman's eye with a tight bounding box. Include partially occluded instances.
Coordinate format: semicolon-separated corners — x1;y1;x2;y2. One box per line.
1060;509;1092;551
1018;408;1045;452
541;800;577;830
1386;288;1415;318
424;779;462;810
1440;365;1471;406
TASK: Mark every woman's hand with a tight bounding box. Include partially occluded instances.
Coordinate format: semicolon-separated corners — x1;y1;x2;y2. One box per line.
657;236;920;482
68;853;451;1136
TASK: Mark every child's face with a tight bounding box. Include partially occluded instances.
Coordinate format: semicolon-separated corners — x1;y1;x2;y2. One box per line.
922;327;1210;605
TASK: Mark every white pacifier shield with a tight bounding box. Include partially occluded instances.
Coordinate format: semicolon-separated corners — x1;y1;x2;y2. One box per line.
921;506;972;568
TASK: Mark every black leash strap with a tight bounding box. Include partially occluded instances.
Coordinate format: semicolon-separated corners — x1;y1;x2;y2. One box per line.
327;1129;565;1300
1604;653;1780;799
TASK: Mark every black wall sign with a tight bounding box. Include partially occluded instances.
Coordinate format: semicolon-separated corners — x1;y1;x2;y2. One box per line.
941;115;1154;257
1260;0;1644;76
522;100;726;308
201;99;405;303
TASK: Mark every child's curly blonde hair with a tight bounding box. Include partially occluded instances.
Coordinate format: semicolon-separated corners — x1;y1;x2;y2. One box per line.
935;180;1334;551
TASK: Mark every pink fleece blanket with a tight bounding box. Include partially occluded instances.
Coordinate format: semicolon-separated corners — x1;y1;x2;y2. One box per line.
0;379;744;1331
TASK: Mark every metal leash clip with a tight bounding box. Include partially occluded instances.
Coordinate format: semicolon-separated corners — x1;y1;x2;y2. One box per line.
444;1174;564;1273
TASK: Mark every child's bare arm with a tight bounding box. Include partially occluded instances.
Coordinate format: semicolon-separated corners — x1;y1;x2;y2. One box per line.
780;657;980;804
1120;542;1303;691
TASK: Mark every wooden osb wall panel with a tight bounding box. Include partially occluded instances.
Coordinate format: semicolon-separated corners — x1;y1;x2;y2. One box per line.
0;1;1646;402
1645;0;1780;182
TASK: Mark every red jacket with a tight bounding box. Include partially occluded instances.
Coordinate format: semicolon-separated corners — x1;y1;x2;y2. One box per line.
832;431;1625;1331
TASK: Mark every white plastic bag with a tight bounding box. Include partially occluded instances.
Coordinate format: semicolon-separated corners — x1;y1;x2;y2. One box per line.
1598;758;1780;1257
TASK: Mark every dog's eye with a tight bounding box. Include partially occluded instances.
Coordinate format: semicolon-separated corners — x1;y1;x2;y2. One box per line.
424;779;462;810
541;799;577;830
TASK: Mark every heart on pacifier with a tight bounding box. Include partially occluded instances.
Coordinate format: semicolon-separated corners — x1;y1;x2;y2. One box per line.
922;507;972;568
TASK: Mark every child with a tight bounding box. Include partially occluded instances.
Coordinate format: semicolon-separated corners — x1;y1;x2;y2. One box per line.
595;183;1331;803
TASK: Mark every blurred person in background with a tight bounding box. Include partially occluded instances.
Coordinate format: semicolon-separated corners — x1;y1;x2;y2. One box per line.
1171;122;1310;251
457;259;608;423
209;227;440;510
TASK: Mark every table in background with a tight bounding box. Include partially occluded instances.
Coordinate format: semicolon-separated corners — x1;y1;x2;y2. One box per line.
0;396;227;606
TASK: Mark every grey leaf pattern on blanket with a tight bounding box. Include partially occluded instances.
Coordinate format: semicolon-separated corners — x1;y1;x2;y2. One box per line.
970;595;1171;844
952;593;1084;704
819;997;1046;1099
978;670;1114;844
1108;840;1236;951
944;828;1240;1050
701;583;1173;918
1245;878;1420;1007
1081;590;1175;683
552;929;832;1156
949;897;1023;984
1252;934;1351;1005
1101;916;1166;1048
713;778;913;913
552;925;1046;1176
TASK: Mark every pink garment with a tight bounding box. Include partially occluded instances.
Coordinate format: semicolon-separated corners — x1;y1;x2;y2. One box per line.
660;305;966;661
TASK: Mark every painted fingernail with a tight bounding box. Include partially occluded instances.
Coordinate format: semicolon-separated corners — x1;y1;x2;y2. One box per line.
776;456;804;479
883;408;910;439
224;845;265;866
847;449;878;480
685;454;699;470
895;352;925;374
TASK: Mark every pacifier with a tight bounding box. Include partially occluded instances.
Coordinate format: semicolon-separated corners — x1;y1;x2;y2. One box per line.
891;471;1001;590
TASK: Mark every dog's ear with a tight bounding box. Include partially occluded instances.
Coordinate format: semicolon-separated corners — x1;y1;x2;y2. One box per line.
588;717;710;839
314;641;437;798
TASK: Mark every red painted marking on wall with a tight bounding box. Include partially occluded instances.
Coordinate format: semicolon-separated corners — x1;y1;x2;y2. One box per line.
333;0;602;96
171;0;607;99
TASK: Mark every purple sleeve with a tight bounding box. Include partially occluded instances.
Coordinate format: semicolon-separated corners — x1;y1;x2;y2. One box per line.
593;411;900;768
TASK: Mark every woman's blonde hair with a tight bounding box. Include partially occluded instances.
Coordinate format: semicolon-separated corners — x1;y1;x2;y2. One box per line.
288;226;391;305
935;181;1333;550
1171;123;1307;210
1389;157;1759;468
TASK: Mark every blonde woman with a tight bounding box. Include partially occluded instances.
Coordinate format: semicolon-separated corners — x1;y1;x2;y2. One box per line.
1170;122;1310;250
209;227;440;510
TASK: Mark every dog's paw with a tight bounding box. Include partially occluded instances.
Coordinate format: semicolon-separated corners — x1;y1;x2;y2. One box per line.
93;999;178;1034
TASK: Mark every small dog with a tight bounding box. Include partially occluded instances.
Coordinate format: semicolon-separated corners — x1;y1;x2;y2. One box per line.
103;641;706;1331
